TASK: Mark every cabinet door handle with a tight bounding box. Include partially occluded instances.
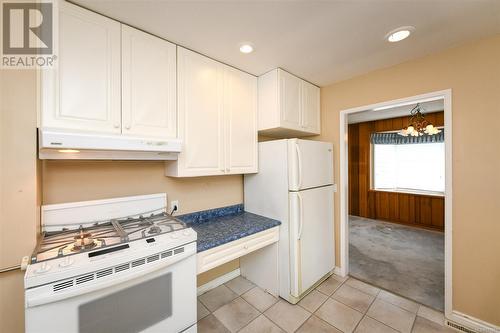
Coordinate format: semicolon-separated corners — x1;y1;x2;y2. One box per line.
226;168;230;172
125;125;131;130
113;124;120;129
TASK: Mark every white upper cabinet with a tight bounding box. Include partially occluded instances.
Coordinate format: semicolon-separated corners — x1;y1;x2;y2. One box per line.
40;2;256;165
279;70;302;131
167;47;225;177
166;47;258;177
42;1;121;134
301;80;321;134
258;68;320;137
121;25;177;139
42;2;177;141
224;66;258;174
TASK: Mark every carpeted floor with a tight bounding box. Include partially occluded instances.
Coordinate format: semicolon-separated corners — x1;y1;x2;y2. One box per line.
349;215;444;311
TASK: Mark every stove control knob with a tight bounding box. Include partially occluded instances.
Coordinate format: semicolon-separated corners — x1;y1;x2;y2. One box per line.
182;230;191;236
59;257;74;268
35;262;51;274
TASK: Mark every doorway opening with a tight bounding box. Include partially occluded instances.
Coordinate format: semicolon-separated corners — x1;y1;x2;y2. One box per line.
338;90;452;316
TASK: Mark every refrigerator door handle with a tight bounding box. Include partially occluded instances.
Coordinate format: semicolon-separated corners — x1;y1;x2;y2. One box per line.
295;143;303;190
297;192;304;240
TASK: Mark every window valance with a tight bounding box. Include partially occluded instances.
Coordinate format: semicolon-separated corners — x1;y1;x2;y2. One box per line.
370;130;444;145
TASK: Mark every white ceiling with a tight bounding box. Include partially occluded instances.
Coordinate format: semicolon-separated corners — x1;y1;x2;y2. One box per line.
347;100;444;124
72;0;500;86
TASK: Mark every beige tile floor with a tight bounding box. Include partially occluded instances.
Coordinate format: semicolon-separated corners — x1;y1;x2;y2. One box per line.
197;275;454;333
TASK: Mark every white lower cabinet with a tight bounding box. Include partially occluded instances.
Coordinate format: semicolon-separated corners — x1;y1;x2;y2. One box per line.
166;47;258;177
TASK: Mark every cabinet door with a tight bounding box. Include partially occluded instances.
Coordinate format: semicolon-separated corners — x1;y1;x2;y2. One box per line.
278;69;302;131
41;1;121;133
121;25;176;139
301;81;321;134
176;47;225;176
224;67;258;174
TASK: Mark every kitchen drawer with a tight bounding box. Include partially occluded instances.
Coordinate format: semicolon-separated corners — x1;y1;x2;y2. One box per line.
197;227;279;274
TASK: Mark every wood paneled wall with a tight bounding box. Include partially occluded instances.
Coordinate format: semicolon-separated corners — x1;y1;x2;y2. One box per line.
348;112;445;231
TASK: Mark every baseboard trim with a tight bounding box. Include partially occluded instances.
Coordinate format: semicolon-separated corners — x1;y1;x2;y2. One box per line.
333;266;345;277
197;268;241;296
446;310;499;333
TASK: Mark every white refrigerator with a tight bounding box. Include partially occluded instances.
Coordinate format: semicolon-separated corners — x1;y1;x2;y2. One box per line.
244;139;335;304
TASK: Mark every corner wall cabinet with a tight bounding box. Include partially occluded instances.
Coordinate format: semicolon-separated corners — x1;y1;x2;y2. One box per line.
41;1;177;140
258;68;320;137
165;47;258;177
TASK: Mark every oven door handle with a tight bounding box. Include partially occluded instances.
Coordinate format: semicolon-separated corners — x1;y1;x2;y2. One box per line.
26;246;195;308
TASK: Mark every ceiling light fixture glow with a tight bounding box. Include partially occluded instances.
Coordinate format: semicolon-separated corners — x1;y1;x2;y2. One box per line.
58;149;80;153
385;26;415;43
239;43;254;54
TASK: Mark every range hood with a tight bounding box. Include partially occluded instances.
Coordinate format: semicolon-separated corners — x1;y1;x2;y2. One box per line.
38;129;182;160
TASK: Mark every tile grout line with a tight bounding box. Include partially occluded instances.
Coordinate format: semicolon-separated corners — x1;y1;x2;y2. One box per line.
364;314;409;333
224;296;262;333
306;278;348;333
295;284;338;333
347;286;380;333
365;297;418;333
409;309;419;333
297;288;331;313
262;305;312;333
409;304;422;333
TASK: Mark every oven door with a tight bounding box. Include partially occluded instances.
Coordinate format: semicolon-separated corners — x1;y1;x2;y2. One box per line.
25;246;197;333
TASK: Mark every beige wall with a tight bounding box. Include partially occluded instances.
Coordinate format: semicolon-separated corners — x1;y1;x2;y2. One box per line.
318;34;500;325
0;69;39;269
1;69;40;333
197;259;240;287
42;160;243;210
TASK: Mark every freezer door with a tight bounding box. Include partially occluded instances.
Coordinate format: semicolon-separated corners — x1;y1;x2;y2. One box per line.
289;186;334;297
288;139;334;191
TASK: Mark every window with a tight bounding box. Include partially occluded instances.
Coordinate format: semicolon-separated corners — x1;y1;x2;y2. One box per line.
373;142;445;193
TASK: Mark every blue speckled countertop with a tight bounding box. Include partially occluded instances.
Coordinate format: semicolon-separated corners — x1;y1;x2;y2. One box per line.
178;204;281;253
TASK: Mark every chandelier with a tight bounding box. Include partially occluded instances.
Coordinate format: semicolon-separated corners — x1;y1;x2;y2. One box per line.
398;103;441;137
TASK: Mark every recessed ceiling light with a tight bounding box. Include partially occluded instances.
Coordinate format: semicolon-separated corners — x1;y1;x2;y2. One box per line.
385;26;415;42
239;43;254;54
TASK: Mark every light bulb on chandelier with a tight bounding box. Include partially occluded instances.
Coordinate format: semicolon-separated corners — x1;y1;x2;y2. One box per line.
398;104;441;137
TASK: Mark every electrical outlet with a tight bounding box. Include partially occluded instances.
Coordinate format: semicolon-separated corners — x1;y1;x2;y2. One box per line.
170;200;179;213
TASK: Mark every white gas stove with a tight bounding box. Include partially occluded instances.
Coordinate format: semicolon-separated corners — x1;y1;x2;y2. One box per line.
25;193;197;333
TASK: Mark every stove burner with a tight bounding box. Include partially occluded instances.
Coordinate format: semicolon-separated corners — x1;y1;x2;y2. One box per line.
139;220;153;227
31;210;188;263
72;230;96;251
147;225;162;235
